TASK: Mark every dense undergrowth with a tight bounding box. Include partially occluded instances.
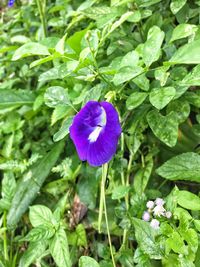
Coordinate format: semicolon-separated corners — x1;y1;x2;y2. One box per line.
1;0;200;266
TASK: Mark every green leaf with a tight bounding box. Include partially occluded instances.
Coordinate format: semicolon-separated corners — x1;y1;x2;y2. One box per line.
0;90;35;108
111;185;130;200
166;231;187;254
170;0;187;14
132;218;163;259
149;87;176;110
113;66;143;85
44;86;71;108
120;51;139;68
170;24;197;42
18;241;48;267
167;99;190;124
133;74;150;91
7;142;64;228
49;227;72;267
181;64;200;86
22;225;55;242
169;39;200;64
176;191;200;210
53;116;73;142
156;152;200;183
29;205;55;227
126;92;148;110
143;26;165;67
147;110;178;147
79;256;99;267
12;42;50;61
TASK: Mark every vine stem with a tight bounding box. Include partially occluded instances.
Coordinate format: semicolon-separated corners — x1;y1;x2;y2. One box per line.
98;164;116;267
3;211;9;261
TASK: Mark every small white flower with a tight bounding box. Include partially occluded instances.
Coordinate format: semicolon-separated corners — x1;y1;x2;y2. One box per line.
142;211;150;222
155;198;165;206
165;211;172;219
150;219;160;229
146;200;154;209
153;205;166;217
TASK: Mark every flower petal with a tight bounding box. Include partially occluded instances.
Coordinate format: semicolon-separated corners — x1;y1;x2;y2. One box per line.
87;102;121;166
69;101;97;160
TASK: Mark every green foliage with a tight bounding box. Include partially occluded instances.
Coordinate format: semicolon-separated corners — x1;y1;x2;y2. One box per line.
0;0;200;266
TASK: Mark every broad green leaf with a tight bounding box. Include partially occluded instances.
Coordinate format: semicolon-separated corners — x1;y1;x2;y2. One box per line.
113;66;143;85
39;61;79;83
120;51;139;68
167;99;190;123
79;256;99;267
166;232;187;254
169;39;200;64
108;11;134;34
184;92;200;108
18;241;48;267
111;185;130;200
176;191;200;210
22;225;55;242
155;67;170;87
181;64;200;86
10;35;30;44
49;228;72;267
132;218;163;259
0;90;35;108
29;205;55;227
53;116;73;142
170;0;187;14
147;110;178;147
51;105;71;125
7;142;64;228
12;42;50;61
170;24;197;42
156;152;200;182
143;26;164;67
126;92;148;110
44;86;70;108
149;87;176;110
30;55;55;68
133;74;150;91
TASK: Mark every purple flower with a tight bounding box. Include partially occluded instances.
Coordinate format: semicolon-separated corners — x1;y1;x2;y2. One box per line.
69;101;121;167
8;0;15;7
142;211;150;222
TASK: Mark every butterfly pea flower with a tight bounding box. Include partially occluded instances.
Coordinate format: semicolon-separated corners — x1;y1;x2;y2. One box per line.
8;0;15;7
69;101;121;167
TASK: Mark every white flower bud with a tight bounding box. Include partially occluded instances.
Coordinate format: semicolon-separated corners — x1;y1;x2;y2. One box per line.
150;219;160;229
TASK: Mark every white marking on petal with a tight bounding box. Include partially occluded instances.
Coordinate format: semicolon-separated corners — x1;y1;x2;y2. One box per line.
88;126;102;143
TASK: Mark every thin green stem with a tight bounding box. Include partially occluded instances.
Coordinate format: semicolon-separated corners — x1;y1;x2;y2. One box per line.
103;194;116;267
3;211;9;261
122;153;134;248
98;164;108;233
36;0;47;38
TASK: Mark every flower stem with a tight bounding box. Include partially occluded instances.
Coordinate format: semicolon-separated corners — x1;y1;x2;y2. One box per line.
99;164;116;267
122;152;133;248
3;211;9;261
36;0;47;38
